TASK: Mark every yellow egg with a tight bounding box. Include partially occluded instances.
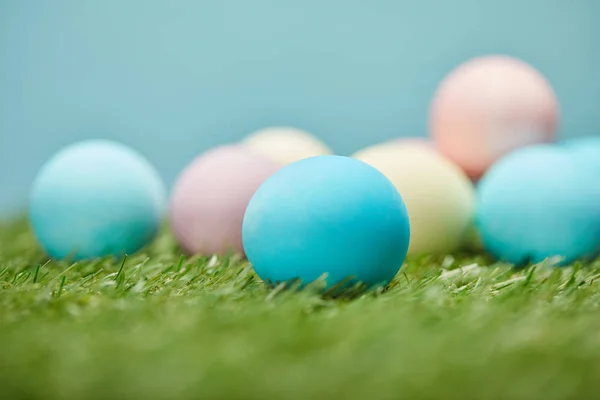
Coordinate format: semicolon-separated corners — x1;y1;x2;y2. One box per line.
242;127;332;165
353;142;475;255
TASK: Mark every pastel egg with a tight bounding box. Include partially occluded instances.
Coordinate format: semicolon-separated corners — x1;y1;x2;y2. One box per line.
243;155;410;289
241;126;332;165
170;145;280;256
430;55;559;179
561;136;600;174
353;142;475;255
476;144;600;265
29;139;166;260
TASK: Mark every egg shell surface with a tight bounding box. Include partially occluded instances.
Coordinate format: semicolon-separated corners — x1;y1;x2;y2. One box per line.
242;126;332;165
476;144;600;265
29;139;166;260
353;142;475;255
170;145;280;256
430;55;559;179
242;155;410;289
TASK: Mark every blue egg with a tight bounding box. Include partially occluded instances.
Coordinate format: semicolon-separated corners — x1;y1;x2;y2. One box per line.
560;136;600;174
476;144;600;265
29;139;166;260
242;155;410;289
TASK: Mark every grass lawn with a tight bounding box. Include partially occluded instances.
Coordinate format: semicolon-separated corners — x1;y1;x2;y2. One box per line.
1;219;600;400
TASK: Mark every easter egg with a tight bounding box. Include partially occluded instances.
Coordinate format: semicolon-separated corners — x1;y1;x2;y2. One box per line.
430;55;559;179
561;136;600;174
29;139;166;260
242;155;410;289
353;142;475;255
170;145;280;256
476;144;600;265
241;126;332;165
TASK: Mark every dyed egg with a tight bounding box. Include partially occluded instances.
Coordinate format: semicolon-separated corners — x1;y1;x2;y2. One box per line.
353;142;474;255
476;145;600;265
170;145;280;256
29;139;166;260
241;126;332;165
430;55;559;179
242;155;410;289
561;136;600;174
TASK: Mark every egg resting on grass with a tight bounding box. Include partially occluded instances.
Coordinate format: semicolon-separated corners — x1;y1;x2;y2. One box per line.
475;144;600;265
430;55;559;180
241;126;332;165
29;139;166;260
170;145;280;256
353;142;475;255
242;155;410;290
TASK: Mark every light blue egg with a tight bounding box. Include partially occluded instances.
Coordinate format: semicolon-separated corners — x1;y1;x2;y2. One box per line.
560;136;600;174
476;144;600;265
242;155;410;289
29;139;166;260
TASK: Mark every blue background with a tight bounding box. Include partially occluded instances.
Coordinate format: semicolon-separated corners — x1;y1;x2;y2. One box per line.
1;0;599;215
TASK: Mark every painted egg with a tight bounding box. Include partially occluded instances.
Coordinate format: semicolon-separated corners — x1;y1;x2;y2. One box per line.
476;144;600;265
430;55;559;180
170;144;280;256
241;126;332;165
29;139;166;260
353;142;475;255
242;155;410;289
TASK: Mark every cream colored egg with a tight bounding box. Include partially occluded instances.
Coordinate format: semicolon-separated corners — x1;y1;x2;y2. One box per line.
242;127;332;165
353;142;475;255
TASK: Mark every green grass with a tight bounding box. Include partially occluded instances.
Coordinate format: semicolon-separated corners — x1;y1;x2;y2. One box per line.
2;219;600;399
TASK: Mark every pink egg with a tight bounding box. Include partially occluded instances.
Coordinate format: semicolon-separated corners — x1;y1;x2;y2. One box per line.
430;55;559;179
170;145;281;256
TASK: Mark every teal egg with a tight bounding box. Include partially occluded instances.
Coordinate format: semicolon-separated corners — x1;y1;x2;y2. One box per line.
242;155;410;289
476;144;600;265
29;140;166;260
